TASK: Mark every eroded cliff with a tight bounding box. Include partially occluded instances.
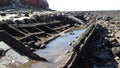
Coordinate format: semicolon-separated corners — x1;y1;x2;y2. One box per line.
0;0;49;9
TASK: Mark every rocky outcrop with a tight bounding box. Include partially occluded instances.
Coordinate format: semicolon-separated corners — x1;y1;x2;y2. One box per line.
0;0;11;7
0;0;49;9
20;0;49;8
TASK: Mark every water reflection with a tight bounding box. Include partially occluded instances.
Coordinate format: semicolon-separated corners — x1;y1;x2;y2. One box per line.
34;29;85;62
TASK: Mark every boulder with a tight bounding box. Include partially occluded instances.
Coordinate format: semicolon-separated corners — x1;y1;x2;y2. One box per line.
112;47;120;57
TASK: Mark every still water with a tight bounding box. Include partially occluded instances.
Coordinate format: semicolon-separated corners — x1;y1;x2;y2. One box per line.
32;29;85;68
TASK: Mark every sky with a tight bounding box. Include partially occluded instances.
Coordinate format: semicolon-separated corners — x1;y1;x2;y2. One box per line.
47;0;120;11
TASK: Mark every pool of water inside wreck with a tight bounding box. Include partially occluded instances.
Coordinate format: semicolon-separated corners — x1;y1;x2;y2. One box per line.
31;29;85;68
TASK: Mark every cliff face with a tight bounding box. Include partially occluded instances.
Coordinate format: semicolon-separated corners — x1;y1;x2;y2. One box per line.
0;0;49;9
20;0;49;8
0;0;11;7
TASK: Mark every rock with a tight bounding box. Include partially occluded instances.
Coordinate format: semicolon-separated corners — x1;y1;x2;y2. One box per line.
75;36;79;38
0;41;10;51
4;49;29;64
115;31;120;44
0;0;49;9
0;49;5;56
0;0;11;7
33;15;39;20
112;47;120;57
0;41;11;56
28;53;47;61
0;49;29;64
92;51;111;60
68;42;72;46
107;63;112;66
114;56;119;60
93;64;98;68
0;64;6;68
20;0;49;8
40;44;46;49
0;13;6;16
24;13;29;17
34;41;42;47
0;41;29;65
70;32;75;35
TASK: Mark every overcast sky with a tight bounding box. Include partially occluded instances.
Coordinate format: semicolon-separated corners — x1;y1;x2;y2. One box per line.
47;0;120;11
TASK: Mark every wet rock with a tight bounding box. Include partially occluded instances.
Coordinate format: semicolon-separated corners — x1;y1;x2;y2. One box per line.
75;36;79;38
92;50;111;60
70;32;75;35
34;41;42;47
112;47;120;57
93;64;98;68
0;13;6;16
0;49;5;56
107;34;114;38
33;15;39;20
24;13;29;17
68;42;72;46
114;56;119;60
40;44;46;49
28;53;47;61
